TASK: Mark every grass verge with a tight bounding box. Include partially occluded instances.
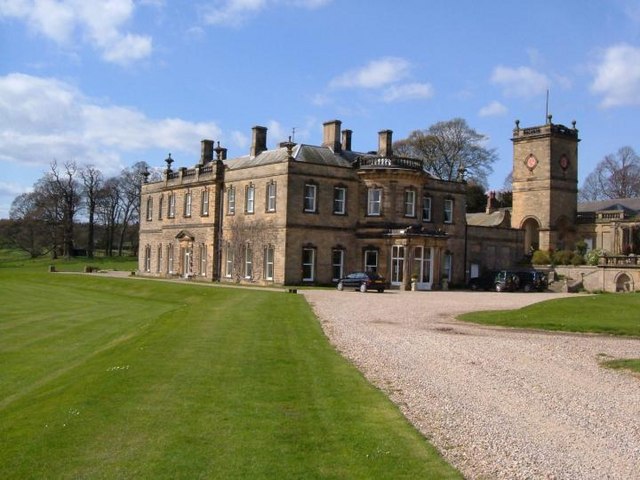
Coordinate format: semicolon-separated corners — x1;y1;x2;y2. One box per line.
457;294;640;337
0;264;460;479
601;358;640;374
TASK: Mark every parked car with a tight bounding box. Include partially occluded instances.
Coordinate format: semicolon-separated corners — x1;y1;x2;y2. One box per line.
337;272;387;293
468;270;520;292
514;270;548;292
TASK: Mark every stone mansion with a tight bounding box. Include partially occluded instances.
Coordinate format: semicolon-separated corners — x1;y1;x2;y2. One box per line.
138;116;640;291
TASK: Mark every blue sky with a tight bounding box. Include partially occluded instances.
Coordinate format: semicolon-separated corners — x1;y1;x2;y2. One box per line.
1;0;640;218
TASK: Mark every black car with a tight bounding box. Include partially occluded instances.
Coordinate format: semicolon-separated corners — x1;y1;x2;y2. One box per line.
468;270;519;292
514;270;548;292
337;272;386;293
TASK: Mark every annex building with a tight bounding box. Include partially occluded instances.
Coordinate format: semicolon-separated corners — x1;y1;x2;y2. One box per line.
138;116;640;291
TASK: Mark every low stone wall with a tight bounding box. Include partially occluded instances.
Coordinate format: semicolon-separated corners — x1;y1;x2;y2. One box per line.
553;265;640;293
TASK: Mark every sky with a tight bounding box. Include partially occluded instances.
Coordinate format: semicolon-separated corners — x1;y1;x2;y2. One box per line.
1;0;640;218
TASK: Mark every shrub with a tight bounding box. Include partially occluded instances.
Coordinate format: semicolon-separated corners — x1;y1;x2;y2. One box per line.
575;240;588;256
585;249;607;266
531;249;551;265
571;254;585;266
552;249;574;265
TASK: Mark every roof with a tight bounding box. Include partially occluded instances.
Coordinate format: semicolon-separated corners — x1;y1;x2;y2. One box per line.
466;209;511;227
578;197;640;214
222;144;359;170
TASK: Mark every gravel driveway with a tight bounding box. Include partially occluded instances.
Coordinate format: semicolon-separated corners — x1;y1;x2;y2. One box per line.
302;290;640;480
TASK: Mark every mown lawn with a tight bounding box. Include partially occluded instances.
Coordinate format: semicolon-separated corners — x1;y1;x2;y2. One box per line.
0;260;460;479
458;294;640;337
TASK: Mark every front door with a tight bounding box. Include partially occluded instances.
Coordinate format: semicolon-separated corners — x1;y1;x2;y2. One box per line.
183;248;192;278
412;246;433;290
391;245;404;286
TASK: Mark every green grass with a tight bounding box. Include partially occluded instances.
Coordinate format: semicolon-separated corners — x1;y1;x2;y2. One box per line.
458;294;640;337
0;248;138;272
0;263;460;479
602;358;640;373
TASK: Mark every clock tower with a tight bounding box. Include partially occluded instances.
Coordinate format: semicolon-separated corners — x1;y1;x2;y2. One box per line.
511;116;579;252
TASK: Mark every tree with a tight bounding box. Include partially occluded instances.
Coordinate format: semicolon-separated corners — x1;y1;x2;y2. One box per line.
393;118;497;187
48;161;80;259
80;166;103;258
465;183;487;213
8;192;53;257
96;177;122;257
580;146;640;201
116;162;149;256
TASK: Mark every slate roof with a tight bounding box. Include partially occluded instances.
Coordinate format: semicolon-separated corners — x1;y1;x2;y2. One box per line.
466;209;511;227
578;197;640;214
223;144;359;170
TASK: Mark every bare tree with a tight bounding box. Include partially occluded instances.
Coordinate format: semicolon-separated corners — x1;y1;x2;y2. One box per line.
393;118;497;187
80;165;103;258
8;192;53;257
48;161;80;259
96;177;122;257
224;216;275;283
116;161;149;256
580;147;640;201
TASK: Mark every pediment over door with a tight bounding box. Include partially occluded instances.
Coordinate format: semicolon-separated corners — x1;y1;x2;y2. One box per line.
175;230;195;243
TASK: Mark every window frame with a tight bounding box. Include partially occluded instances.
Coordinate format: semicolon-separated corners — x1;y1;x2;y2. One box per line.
331;249;345;281
201;189;209;216
244;243;253;279
367;187;382;216
333;186;346;215
444;198;454;224
184;191;192;217
404;189;416;217
266;181;277;213
364;249;379;273
146;197;153;221
199;243;207;276
264;245;275;281
245;184;255;214
227;186;236;215
225;244;234;278
168;193;176;218
144;245;151;272
158;196;163;220
422;195;432;222
302;247;316;281
303;183;318;213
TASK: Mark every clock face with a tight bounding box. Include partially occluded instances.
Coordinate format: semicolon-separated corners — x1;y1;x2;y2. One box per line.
560;154;569;170
525;154;538;170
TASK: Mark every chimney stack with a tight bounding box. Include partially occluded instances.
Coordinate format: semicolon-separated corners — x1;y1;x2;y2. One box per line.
250;126;268;157
201;139;214;165
378;129;393;157
486;191;496;214
341;129;352;151
322;120;342;153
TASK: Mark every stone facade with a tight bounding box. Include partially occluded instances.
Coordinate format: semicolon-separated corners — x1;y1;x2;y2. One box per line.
511;117;580;253
138;120;467;289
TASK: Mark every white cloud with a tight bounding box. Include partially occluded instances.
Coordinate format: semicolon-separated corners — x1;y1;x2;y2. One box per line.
382;82;433;103
478;101;508;117
490;65;549;98
0;0;152;65
330;57;411;89
202;0;331;27
591;43;640;108
0;73;221;174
